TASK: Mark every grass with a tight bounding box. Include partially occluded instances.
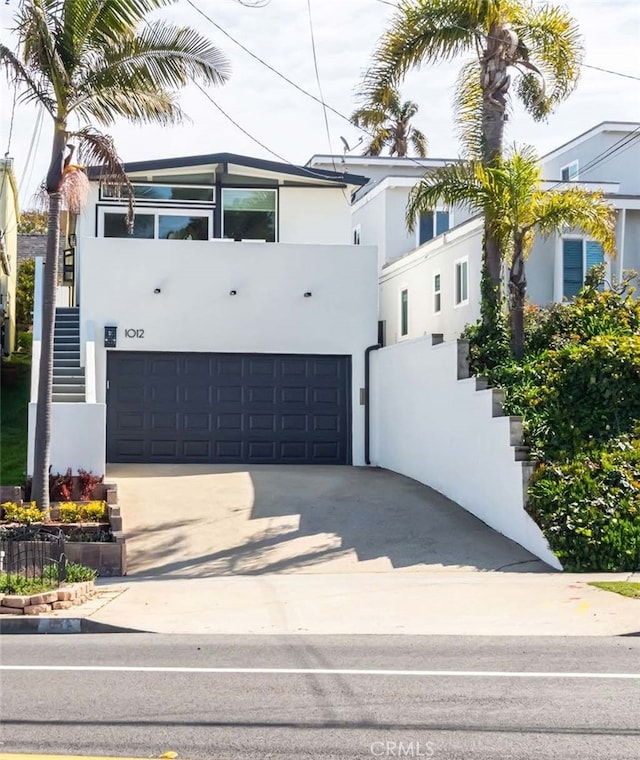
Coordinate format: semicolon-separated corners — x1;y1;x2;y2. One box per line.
589;582;640;600
0;572;57;595
0;353;30;486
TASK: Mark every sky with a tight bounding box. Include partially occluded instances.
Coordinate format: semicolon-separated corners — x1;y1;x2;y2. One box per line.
1;0;639;208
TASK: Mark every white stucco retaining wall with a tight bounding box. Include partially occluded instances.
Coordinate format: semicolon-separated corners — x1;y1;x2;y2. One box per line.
370;336;561;569
27;402;106;476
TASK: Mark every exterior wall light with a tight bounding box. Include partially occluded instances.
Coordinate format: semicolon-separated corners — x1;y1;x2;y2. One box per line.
153;288;162;294
304;292;312;298
229;290;237;296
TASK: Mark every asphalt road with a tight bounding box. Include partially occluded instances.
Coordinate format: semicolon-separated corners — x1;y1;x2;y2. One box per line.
1;634;639;759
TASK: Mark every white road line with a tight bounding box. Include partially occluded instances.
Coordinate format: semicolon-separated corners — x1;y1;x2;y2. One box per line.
1;665;639;679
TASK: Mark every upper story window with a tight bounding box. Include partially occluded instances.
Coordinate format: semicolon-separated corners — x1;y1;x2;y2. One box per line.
400;288;409;337
562;238;604;299
418;209;450;246
100;208;212;240
222;188;277;242
433;272;441;313
560;161;579;182
454;257;469;306
101;183;215;204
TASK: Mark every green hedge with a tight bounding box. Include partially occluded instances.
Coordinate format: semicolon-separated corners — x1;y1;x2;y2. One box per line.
464;273;640;572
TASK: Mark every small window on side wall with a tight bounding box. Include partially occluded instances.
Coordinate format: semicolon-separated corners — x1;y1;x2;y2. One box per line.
433;272;441;313
561;161;579;182
455;259;469;306
353;225;361;245
400;289;409;337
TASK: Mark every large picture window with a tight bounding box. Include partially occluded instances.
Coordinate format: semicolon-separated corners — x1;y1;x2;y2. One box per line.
222;189;277;242
101;209;211;240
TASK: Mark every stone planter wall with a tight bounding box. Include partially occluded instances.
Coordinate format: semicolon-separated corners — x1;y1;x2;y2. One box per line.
0;481;127;576
0;581;96;615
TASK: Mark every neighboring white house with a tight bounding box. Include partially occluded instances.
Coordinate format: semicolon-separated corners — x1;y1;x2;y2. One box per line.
27;153;378;475
309;121;640;344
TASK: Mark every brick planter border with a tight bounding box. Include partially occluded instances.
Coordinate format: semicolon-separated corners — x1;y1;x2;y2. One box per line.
0;581;97;615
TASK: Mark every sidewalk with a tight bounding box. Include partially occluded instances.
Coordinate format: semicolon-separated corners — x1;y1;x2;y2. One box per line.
80;571;640;636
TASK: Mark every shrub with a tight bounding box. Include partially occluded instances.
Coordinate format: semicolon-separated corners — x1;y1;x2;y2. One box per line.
527;437;640;571
50;468;74;501
58;501;107;523
64;561;98;582
1;501;44;524
77;469;104;501
0;573;57;595
464;275;640;572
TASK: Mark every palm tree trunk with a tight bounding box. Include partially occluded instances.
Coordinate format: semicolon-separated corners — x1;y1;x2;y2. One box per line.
31;127;67;510
508;241;527;360
480;22;510;322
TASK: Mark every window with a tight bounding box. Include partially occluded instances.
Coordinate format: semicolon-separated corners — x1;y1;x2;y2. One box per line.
454;258;469;306
433;272;441;313
560;161;579;182
418;209;450;245
101;209;211;240
101;183;214;204
353;225;361;245
400;289;409;337
562;238;604;299
222;188;277;242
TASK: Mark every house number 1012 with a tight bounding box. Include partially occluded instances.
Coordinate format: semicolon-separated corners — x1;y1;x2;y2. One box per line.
124;328;145;339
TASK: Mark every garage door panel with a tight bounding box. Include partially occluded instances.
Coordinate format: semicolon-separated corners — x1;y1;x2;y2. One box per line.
107;352;350;464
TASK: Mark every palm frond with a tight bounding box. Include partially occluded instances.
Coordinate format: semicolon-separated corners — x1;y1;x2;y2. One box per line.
532;188;616;255
73;86;183;126
361;0;481;103
453;58;483;159
406;161;487;231
70;125;134;224
0;42;56;115
16;0;70;104
363;130;391;156
350;106;388;129
409;127;428;157
513;3;584;119
82;20;230;95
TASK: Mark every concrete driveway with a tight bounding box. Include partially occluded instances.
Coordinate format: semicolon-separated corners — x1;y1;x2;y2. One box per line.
107;464;549;576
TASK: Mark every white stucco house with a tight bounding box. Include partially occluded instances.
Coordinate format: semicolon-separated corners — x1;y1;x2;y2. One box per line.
28;153;378;474
309;121;640;345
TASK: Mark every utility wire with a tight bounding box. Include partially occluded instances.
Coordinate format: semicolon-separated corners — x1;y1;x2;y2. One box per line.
306;0;338;173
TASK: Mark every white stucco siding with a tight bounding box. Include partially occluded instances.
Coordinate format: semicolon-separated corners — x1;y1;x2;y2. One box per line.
278;186;352;244
352;192;386;270
525;235;556;306
384;188;417;264
542;129;640;194
379;218;482;344
27;403;106;476
78;238;378;465
622;210;640;274
370;337;561;568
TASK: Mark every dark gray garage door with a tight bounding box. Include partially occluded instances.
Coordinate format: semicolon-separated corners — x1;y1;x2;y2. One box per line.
106;352;351;464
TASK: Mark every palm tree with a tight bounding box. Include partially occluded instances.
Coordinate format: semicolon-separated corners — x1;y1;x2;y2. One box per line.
1;0;230;511
361;0;583;314
351;88;427;157
406;146;616;359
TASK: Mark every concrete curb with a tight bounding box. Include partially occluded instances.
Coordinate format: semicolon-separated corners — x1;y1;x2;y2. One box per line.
0;617;145;634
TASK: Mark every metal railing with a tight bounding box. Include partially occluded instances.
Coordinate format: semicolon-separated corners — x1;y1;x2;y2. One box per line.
0;526;67;590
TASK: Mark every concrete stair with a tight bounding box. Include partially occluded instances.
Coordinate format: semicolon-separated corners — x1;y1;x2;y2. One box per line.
53;308;85;403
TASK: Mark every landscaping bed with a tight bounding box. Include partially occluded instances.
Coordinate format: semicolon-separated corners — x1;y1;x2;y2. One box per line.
0;475;127;576
463;270;640;572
